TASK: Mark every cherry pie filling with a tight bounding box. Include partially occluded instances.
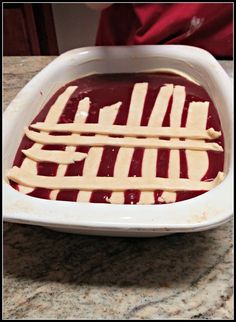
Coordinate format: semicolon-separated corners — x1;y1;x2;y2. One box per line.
8;72;224;204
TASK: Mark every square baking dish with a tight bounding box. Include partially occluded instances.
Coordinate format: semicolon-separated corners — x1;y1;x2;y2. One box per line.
3;45;233;237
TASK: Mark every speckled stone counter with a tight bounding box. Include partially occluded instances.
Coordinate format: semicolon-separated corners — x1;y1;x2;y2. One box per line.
3;57;233;320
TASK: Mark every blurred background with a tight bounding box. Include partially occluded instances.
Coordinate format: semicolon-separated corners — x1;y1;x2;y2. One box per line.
3;3;99;55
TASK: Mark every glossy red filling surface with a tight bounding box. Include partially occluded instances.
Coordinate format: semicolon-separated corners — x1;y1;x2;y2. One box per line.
11;72;224;204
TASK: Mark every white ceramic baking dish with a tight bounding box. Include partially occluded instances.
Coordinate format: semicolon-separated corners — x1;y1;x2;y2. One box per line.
3;45;233;237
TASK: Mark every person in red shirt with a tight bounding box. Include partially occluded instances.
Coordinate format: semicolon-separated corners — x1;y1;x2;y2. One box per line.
87;3;233;59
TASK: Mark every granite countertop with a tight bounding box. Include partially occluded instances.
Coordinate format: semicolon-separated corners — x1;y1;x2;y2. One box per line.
3;57;233;320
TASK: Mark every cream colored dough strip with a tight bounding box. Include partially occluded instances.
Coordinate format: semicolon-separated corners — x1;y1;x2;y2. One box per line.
31;123;220;140
45;86;79;122
138;149;157;204
98;102;122;124
109;83;148;204
185;102;210;180
77;148;104;202
138;84;174;204
18;86;78;194
148;84;174;127
50;97;90;200
25;128;223;152
22;147;87;164
77;102;121;202
108;148;134;204
161;85;186;203
127;83;148;125
169;86;186;127
74;97;90;123
8;166;224;192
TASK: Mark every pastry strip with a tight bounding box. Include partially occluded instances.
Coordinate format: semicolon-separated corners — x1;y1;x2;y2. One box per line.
8;166;224;192
138;84;174;204
138;149;157;204
24;128;223;152
161;85;186;203
30;123;220;140
148;84;174;127
186;102;210;180
22;147;87;164
108;83;148;204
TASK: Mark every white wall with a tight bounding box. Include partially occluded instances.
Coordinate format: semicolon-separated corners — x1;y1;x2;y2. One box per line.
52;3;100;54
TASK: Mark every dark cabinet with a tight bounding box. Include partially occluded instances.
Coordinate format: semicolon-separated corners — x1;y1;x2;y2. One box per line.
3;4;58;55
